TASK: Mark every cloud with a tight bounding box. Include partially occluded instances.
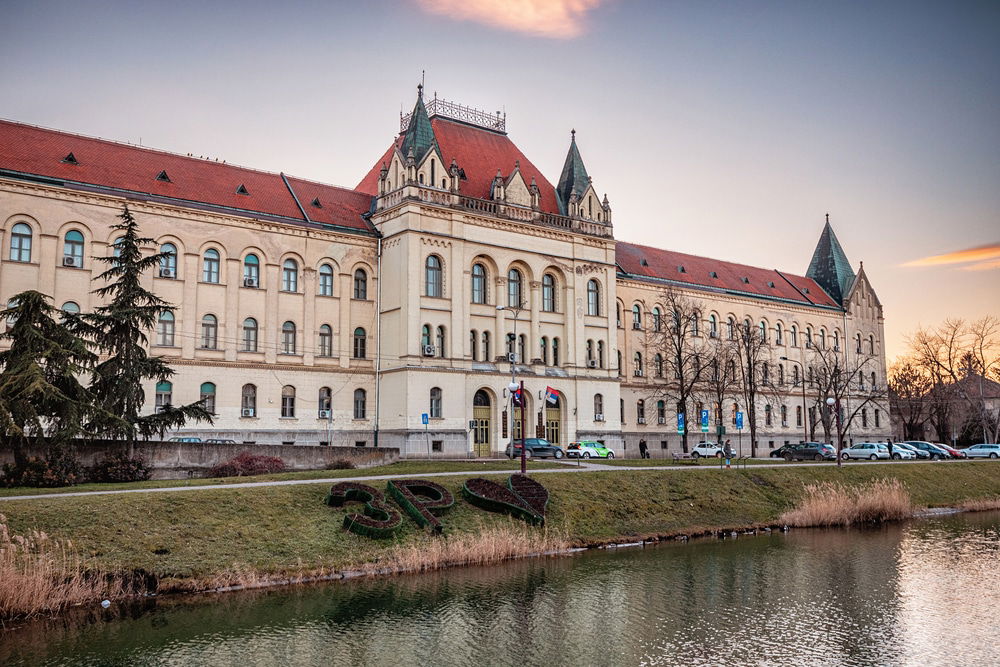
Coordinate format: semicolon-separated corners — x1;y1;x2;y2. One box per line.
414;0;606;39
903;243;1000;270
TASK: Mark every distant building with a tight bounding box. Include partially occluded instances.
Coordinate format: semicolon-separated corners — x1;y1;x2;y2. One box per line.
0;87;889;455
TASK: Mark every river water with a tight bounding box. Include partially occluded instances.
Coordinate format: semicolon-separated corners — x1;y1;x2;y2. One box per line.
3;511;999;666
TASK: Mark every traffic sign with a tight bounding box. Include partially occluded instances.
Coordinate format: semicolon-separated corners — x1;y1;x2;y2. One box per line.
677;412;685;434
700;409;709;433
421;413;429;425
736;411;744;430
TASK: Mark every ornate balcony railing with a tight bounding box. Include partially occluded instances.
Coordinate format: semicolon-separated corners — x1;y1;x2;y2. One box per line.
401;96;506;134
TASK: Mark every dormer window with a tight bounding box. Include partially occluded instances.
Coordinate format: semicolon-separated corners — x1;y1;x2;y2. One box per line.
640;258;648;266
741;277;749;284
709;271;718;278
236;184;249;195
62;152;78;165
156;170;171;182
767;281;775;288
677;265;686;273
311;197;322;208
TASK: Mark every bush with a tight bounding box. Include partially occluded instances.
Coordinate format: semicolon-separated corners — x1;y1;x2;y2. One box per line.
1;447;85;488
326;459;356;470
208;452;285;478
89;452;152;483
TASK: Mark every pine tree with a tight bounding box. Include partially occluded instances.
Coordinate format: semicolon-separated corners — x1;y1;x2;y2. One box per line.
85;204;212;448
0;291;108;471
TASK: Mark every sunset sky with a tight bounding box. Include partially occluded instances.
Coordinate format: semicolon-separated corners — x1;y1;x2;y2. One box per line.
1;0;997;360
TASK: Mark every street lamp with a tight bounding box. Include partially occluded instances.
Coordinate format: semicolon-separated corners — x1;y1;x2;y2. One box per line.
780;356;809;447
826;396;843;468
498;303;527;474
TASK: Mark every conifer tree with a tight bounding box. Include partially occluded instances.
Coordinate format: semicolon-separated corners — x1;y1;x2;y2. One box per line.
0;291;107;470
85;204;212;447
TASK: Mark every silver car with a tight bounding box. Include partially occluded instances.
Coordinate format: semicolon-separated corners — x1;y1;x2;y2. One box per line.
841;442;890;461
963;444;1000;459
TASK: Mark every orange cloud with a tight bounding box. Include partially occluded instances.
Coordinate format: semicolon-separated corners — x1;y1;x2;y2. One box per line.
903;243;1000;269
415;0;606;39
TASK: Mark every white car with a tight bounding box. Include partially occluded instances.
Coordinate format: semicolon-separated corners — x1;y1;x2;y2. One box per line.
690;442;729;459
888;445;914;460
963;444;1000;459
841;442;890;461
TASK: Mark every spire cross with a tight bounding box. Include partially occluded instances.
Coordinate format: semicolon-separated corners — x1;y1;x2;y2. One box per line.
825;212;829;223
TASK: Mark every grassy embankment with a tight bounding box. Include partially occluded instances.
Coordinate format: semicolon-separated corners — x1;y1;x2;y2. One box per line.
1;461;998;620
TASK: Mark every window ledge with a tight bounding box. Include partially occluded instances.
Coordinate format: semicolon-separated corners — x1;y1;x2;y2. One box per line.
279;417;298;421
198;281;224;286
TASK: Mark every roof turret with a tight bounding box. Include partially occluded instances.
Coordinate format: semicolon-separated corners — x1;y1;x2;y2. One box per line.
399;84;438;164
806;215;856;305
556;129;591;215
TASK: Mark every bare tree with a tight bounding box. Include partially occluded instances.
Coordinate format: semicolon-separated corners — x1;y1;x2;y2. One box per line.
730;317;774;457
806;344;887;455
700;332;743;451
888;359;930;440
645;286;706;452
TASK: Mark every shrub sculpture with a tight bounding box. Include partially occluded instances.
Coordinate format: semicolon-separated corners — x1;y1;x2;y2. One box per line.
208;452;285;478
386;479;455;534
463;476;547;526
325;482;403;539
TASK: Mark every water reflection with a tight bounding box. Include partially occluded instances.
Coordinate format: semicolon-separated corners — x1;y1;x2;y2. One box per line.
3;512;998;666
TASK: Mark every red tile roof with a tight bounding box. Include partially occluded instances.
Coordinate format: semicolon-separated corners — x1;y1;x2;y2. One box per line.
0;120;374;234
616;241;840;309
356;117;562;215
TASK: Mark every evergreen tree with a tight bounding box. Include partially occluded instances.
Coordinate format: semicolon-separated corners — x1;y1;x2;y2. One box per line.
85;204;212;447
0;291;108;471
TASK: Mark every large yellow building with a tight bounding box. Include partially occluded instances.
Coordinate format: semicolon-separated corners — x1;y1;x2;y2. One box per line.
0;89;888;456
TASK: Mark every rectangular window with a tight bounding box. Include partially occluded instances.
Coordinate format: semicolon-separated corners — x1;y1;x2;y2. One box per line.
355;441;366;448
432;440;443;453
875;409;881;428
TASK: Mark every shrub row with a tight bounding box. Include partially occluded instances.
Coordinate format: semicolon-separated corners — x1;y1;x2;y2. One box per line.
2;450;150;487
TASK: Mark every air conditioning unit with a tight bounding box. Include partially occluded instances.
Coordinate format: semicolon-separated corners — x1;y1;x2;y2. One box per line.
595;414;604;421
634;370;643;377
63;255;79;267
587;360;598;368
507;352;517;363
637;417;647;424
632;322;642;330
241;408;255;417
159;267;174;278
657;417;666;425
422;345;436;357
243;277;258;288
318;409;331;419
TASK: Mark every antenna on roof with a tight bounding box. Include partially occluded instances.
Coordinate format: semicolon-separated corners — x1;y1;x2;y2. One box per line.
421;69;425;89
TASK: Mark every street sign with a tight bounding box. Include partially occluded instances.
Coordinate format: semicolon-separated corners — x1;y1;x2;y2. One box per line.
736;411;744;430
421;413;429;425
677;413;685;434
700;409;709;433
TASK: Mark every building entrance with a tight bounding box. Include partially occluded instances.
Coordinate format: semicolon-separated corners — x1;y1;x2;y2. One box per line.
472;390;492;457
545;395;562;445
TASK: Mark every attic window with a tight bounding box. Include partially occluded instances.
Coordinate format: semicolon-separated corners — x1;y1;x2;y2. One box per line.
709;271;718;278
741;277;749;284
767;281;775;288
803;288;810;294
62;152;78;165
235;184;249;195
311;197;322;208
677;265;686;273
640;258;648;267
156;170;171;182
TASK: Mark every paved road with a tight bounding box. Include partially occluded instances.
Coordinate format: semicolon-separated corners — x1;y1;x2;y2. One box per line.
0;458;969;502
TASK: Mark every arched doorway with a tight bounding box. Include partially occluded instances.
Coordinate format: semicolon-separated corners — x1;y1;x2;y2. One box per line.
545;394;562;445
473;389;492;457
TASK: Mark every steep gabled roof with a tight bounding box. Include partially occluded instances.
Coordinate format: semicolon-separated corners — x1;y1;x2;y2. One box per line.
555;130;590;215
0;120;375;234
399;89;438;165
617;241;841;309
806;221;856;305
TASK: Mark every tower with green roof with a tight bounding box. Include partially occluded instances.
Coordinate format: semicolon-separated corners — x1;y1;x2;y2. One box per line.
806;215;856;305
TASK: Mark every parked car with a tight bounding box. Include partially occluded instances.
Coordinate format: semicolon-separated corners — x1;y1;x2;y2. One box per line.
168;436;202;443
933;443;965;459
204;438;237;444
690;442;728;458
887;444;915;460
903;441;952;460
567;441;615;459
892;442;929;460
963;443;1000;459
841;443;890;461
793;442;837;461
506;438;565;459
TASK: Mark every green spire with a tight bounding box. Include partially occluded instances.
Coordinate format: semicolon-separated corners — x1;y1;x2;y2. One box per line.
556;129;590;215
806;216;856;305
400;84;438;164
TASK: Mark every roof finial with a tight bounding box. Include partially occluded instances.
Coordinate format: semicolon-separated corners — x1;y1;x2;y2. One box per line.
417;82;423;99
571;128;576;141
825;212;829;224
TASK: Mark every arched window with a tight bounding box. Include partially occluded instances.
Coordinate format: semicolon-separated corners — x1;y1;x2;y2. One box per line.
481;331;490;362
60;301;80;316
594;393;604;418
634;351;643;376
778;365;785;385
507;268;522;307
632;304;642;329
869;335;875;355
202;249;220;283
353;269;368;299
471;263;487;304
586;339;594;362
242;317;258;352
474;390;491;407
637;400;646;420
871;371;877;389
201;314;218;349
155;381;172;412
616;302;622;328
617;350;623;376
792;364;800;385
243;254;260;287
429;387;442;418
691;312;700;336
63;230;84;267
111;237;125;259
652;307;662;332
791;325;798;347
200;382;217;414
282;259;299;292
157;311;175;346
470;330;478;360
9;223;32;262
421;324;431;347
353;388;367;419
541;273;556;312
775;322;783;345
587;280;600;316
425;255;442;297
353;327;366;358
318;264;334;296
819;329;826;349
520;334;528;364
598;340;605;368
436;325;446;357
241;384;257;416
759;321;767;343
764;404;773;427
780;405;788;426
318;387;332;415
709;314;718;338
540;337;548;365
657;400;666;422
856;333;863;353
159;242;177;277
728;317;736;340
281;385;296;418
281;321;296;354
552;337;559;366
806;327;814;347
318;324;333;357
833;330;840;351
655;353;664;378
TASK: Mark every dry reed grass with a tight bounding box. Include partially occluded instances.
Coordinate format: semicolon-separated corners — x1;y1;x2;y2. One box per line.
958;497;1000;512
780;479;914;527
0;514;136;622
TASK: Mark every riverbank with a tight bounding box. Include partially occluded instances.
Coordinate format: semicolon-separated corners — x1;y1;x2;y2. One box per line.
2;462;998;620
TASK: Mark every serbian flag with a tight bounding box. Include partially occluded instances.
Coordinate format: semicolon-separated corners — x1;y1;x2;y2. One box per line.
512;386;523;406
545;386;558;405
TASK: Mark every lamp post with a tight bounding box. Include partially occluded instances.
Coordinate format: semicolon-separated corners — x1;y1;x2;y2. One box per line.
498;303;527;474
780;356;809;447
826;396;842;468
